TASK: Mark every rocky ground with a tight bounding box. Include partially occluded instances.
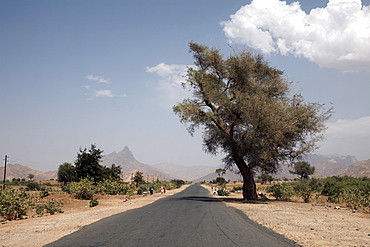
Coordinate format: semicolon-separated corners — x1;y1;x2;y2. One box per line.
1;184;369;247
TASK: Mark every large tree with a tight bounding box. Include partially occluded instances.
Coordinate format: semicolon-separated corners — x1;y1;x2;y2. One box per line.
173;43;332;200
74;144;104;182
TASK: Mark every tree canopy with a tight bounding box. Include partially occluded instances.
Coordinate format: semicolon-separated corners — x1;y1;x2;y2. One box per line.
73;144;121;182
57;162;77;184
289;161;316;179
173;43;332;200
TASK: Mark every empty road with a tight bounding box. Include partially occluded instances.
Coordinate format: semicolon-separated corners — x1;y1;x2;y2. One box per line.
46;184;296;246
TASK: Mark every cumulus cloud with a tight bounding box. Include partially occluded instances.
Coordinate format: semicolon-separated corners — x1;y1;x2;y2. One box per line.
146;63;193;103
319;116;370;160
222;0;370;72
86;74;110;83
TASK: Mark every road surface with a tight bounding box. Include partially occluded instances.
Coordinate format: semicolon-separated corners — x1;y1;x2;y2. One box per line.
46;184;297;246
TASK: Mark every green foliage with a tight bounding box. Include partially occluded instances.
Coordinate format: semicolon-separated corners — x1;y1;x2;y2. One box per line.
75;144;104;182
133;171;144;187
170;179;186;188
289;161;315;179
293;179;320;203
98;179;129;195
40;189;50;199
58;162;77;184
137;188;144;195
102;164;121;181
63;178;131;199
320;176;370;210
148;180;177;192
267;183;295;201
63;178;96;200
36;200;64;215
216;177;226;185
258;173;274;184
0;188;34;220
26;181;41;191
89;198;99;207
173;43;332;200
217;188;230;196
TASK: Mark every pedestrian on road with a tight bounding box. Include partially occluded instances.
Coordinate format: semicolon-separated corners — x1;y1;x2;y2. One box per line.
149;187;154;195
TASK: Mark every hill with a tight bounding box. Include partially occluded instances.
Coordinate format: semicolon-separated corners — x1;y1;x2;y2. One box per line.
336;159;370;177
272;154;359;179
0;164;57;181
101;146;174;180
153;162;217;181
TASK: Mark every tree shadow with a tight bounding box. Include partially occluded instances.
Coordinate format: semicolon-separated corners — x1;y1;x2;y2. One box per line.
178;196;268;204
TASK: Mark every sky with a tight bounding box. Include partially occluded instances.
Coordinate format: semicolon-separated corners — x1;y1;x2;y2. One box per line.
1;0;369;172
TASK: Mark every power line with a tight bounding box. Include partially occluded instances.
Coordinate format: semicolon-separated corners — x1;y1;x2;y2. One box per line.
6;156;52;168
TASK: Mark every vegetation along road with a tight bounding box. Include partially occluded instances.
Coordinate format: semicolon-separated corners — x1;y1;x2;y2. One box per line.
45;184;296;247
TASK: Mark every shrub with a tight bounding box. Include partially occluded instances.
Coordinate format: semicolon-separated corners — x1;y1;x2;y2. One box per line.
36;200;64;215
65;178;96;200
89;198;99;207
0;188;35;220
98;179;130;195
294;179;319;203
26;182;41;191
217;188;230;196
267;183;295;201
170;179;186;188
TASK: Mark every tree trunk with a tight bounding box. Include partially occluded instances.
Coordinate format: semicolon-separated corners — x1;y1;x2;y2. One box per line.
235;158;258;200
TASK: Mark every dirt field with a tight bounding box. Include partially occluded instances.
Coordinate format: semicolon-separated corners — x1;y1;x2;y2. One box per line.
209;183;370;247
1;183;369;247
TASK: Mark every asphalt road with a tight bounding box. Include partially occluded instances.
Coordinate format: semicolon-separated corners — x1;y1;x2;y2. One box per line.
45;184;297;247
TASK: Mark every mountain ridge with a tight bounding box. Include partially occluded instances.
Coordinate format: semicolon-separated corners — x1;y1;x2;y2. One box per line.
1;148;369;181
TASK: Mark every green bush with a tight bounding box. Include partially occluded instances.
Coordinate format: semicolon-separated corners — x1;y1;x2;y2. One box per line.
89;198;99;207
217;188;230;196
170;179;186;188
267;183;295;201
0;188;35;220
98;179;130;195
294;179;319;203
26;182;41;191
64;178;96;200
36;200;64;215
320;176;370;210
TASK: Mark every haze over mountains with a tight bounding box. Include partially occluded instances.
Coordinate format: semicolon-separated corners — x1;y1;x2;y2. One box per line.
1;146;369;181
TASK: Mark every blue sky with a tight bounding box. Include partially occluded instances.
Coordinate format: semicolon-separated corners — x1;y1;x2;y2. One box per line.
1;0;369;171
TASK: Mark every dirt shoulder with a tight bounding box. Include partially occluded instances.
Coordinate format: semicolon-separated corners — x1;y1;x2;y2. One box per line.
1;184;369;247
0;185;190;247
203;185;370;247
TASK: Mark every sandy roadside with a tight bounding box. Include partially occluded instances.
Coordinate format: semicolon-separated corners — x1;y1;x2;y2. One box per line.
202;185;370;247
1;184;369;247
0;185;190;247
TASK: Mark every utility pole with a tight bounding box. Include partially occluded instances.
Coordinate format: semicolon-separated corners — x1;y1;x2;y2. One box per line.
2;155;8;190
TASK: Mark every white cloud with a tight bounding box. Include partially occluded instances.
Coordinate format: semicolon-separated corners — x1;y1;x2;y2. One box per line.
222;0;370;72
86;74;110;83
319;116;370;160
146;63;193;103
89;89;127;98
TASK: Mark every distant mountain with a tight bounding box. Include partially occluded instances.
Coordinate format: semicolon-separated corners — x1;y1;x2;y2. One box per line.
193;170;243;183
304;154;357;166
120;169;167;183
336;159;370;177
273;154;358;179
153;162;217;181
0;164;57;181
101;146;174;180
